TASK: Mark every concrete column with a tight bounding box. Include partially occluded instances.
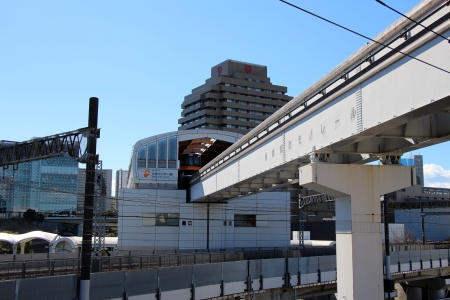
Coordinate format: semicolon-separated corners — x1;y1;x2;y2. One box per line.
49;243;55;254
299;164;414;300
20;242;25;254
428;289;445;299
405;286;422;299
12;244;17;255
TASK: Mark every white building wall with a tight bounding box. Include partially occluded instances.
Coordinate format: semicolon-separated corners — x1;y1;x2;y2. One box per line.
118;188;290;250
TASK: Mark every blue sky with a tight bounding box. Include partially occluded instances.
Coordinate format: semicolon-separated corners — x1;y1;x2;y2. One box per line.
1;1;449;189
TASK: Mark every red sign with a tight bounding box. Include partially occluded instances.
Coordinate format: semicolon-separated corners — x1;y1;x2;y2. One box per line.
244;65;252;73
217;66;222;75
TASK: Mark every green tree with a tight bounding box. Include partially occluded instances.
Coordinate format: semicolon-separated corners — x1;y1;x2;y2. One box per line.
107;227;118;237
102;210;117;217
23;209;37;221
35;213;45;225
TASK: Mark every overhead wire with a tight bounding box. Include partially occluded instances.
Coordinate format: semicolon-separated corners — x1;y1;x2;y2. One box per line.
375;0;450;44
279;0;450;75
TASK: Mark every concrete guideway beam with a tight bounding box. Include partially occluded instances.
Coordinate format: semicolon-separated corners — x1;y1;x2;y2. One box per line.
299;163;415;300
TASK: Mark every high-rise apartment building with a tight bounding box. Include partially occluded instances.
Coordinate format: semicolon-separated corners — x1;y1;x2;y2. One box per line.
179;60;293;135
77;168;113;211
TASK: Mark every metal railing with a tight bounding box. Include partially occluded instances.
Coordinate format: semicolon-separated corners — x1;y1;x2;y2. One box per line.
0;246;335;281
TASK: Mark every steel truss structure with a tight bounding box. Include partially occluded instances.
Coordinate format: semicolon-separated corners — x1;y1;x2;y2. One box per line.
0;127;94;167
299;193;335;209
93;160;107;253
0;124;107;252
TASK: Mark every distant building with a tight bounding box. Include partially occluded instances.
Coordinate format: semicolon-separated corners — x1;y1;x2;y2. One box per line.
400;155;424;185
179;60;293;135
0;157;78;215
114;169;128;210
77;168;113;211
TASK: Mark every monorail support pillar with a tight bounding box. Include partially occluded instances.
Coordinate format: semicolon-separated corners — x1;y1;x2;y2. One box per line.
299;163;415;300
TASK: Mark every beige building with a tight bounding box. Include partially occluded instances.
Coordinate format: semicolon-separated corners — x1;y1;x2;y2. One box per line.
179;60;293;135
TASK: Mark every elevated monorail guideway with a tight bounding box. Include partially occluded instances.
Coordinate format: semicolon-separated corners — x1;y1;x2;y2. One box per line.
190;0;450;203
189;1;450;299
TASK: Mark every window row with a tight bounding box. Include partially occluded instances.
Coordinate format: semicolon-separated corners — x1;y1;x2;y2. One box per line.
243;78;265;83
186;124;255;131
423;188;450;195
225;99;278;109
183;100;280;118
223;83;284;94
142;213;268;227
181;111;271;126
137;136;177;169
183;94;287;111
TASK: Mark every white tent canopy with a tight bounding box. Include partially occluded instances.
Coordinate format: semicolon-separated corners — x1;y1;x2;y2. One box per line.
0;231;118;254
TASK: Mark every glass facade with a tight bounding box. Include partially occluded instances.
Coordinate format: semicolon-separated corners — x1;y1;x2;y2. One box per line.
148;142;156;168
0;157;78;214
137;136;177;170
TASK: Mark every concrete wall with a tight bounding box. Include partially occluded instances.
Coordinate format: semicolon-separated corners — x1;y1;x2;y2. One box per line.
1;249;448;299
118;189;290;250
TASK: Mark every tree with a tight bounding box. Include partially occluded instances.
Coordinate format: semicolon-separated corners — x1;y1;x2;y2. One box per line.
23;209;37;221
22;208;45;225
35;213;45;225
107;227;118;237
102;209;117;217
391;228;418;244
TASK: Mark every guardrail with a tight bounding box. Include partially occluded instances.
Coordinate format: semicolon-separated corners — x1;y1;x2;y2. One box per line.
1;248;449;300
0;247;335;281
2;244;447;281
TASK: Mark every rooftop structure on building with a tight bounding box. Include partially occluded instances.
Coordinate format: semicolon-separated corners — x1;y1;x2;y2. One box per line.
179;60;293;135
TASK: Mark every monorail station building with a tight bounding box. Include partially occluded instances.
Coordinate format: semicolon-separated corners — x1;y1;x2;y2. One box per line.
117;129;291;250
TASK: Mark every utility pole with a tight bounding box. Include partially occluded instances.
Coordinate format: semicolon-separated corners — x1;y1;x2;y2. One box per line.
383;198;394;299
79;97;99;300
421;204;426;245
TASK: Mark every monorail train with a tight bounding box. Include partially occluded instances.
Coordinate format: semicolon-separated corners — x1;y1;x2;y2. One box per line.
178;153;201;190
179;153;201;174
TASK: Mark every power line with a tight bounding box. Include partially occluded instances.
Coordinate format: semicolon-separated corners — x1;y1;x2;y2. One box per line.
375;0;450;44
279;0;450;75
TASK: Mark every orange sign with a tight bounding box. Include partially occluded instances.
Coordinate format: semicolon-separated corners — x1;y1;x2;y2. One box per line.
143;170;150;178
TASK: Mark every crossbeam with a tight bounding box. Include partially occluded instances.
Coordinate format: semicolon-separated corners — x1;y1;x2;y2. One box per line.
0;127;97;167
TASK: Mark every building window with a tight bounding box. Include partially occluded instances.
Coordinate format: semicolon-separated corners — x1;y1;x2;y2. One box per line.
155;213;179;226
158;139;167;168
148;142;157;168
234;214;256;227
138;146;146;168
168;136;177;168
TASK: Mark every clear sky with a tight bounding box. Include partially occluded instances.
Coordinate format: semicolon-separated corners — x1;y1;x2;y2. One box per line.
1;0;449;189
